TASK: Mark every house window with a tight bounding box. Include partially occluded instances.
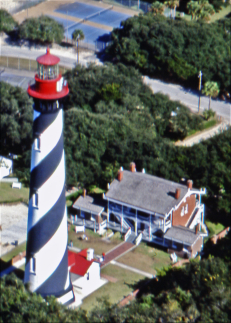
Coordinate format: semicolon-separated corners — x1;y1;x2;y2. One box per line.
30;257;36;273
33;192;39;208
185;204;188;214
181;206;184;216
34;137;41;151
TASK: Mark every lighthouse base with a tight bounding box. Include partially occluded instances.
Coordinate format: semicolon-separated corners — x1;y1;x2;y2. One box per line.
57;288;75;306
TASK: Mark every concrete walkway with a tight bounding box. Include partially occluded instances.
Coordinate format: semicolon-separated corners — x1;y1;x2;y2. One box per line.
175;120;230;147
110;260;154;279
101;241;137;268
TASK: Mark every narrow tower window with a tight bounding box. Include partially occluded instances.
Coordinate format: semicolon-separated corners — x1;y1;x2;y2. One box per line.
33;192;39;208
34;137;41;151
30;257;36;273
185;204;188;214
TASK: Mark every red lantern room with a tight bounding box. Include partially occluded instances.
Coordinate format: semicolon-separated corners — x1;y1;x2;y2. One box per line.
27;48;69;100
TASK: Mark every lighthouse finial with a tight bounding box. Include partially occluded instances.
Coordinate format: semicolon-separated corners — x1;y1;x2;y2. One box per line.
46;47;50;54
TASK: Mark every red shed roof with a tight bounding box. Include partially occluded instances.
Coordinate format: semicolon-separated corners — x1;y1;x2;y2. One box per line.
68;249;94;277
36;48;60;66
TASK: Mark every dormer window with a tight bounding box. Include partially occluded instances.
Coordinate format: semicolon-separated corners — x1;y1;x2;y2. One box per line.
181;206;184;216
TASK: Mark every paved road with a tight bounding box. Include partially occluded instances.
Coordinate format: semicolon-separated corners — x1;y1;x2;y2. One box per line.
1;44;230;122
144;76;231;123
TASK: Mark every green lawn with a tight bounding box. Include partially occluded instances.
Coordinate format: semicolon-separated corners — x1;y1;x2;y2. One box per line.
177;6;230;22
117;242;171;275
205;220;225;238
0;182;29;204
1;242;26;262
80;265;144;312
68;227;122;255
186;118;217;137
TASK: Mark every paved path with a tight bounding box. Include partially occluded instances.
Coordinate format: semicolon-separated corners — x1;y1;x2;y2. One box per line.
110;260;154;278
175;120;230;147
101;241;136;268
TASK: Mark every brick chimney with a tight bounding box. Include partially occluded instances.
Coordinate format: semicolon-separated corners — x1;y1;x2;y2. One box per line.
195;223;200;234
118;169;123;181
175;188;181;199
187;180;193;189
130;162;136;173
83;189;86;197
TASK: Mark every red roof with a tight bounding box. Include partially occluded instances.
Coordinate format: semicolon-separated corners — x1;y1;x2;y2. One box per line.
36;48;60;66
68;249;94;276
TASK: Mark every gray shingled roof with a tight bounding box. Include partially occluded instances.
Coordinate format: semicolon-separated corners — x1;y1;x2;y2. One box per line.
164;225;200;245
72;196;104;215
105;171;189;215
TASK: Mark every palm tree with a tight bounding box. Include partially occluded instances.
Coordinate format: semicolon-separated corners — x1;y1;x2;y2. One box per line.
150;1;165;15
164;0;179;18
187;0;215;21
72;29;85;64
187;1;200;20
202;81;220;110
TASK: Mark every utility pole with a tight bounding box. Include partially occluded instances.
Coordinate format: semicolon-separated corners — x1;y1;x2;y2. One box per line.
76;34;80;64
198;70;202;113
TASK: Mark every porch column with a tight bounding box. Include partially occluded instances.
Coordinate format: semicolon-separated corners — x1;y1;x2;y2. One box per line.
121;205;123;233
107;199;109;221
163;217;165;232
149;214;151;241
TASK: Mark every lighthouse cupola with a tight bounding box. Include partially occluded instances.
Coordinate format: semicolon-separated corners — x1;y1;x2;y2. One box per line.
27;48;69;101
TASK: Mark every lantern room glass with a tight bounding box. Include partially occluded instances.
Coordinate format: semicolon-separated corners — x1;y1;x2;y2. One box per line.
37;63;59;80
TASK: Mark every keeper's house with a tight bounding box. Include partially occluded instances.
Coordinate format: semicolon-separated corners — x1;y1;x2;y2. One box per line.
73;162;207;258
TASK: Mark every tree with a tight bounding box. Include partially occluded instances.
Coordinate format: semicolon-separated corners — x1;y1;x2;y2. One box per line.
0;9;18;33
72;29;85;64
150;1;165;15
164;0;179;18
202;81;219;109
187;0;215;20
19;16;64;44
187;1;200;19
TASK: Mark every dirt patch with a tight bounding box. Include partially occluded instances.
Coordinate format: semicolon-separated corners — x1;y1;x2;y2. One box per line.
0;203;28;231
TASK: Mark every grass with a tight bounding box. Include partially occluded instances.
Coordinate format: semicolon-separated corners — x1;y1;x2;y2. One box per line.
80;265;144;312
187;118;217;137
209;6;231;22
176;5;230;22
117;242;171;275
1;242;26;262
205;220;225;238
68;227;122;255
0;182;29;204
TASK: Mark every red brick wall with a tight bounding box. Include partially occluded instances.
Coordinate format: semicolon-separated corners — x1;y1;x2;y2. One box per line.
172;195;196;227
11;251;26;265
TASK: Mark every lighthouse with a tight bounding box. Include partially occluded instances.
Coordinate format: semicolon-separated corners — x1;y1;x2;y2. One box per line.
24;48;75;306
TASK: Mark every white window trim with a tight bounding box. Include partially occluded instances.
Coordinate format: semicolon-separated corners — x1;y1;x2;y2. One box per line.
185;204;188;214
181;206;184;216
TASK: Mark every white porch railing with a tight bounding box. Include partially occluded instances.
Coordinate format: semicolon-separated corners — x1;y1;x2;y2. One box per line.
189;205;203;229
124;227;131;241
135;233;142;245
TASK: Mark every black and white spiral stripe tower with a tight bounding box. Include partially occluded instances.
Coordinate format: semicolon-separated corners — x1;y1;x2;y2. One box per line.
24;48;74;306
